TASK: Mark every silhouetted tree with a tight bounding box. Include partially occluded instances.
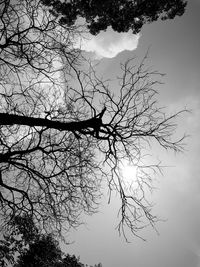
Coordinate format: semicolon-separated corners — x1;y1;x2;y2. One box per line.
0;214;39;267
0;0;187;240
14;235;62;267
41;0;187;34
0;214;85;267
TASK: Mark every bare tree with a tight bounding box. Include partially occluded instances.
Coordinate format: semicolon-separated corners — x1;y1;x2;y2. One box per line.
0;0;95;234
0;1;186;240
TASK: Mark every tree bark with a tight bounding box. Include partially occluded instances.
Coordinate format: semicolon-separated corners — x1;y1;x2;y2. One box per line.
0;110;106;132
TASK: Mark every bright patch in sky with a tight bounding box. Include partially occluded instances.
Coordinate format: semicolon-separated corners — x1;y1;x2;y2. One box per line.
120;160;138;184
75;27;140;58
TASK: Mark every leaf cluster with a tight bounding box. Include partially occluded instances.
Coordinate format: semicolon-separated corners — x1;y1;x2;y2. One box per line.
0;214;86;267
41;0;187;34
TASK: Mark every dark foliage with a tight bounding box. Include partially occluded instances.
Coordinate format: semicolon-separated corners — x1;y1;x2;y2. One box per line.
14;235;62;267
0;214;39;266
0;214;85;267
41;0;187;34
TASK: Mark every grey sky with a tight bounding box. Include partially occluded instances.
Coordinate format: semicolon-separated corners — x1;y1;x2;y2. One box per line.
65;1;200;266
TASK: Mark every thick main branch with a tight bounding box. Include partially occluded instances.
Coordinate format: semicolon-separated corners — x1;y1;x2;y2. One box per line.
0;110;106;133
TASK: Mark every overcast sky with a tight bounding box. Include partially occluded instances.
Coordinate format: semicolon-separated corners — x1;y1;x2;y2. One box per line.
65;1;200;266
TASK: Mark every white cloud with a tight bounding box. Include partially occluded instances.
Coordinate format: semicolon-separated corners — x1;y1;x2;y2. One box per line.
75;27;140;59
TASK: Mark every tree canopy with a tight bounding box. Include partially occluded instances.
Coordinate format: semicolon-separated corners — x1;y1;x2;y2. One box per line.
41;0;187;35
0;214;89;267
0;0;187;240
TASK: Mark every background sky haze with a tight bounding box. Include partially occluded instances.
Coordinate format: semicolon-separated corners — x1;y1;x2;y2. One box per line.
66;1;200;266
